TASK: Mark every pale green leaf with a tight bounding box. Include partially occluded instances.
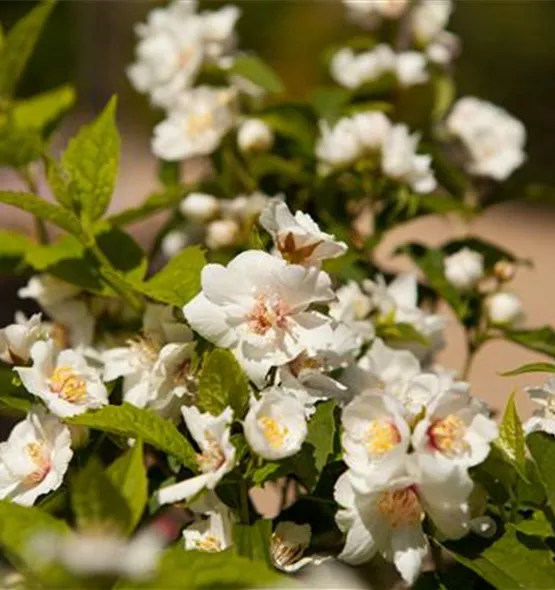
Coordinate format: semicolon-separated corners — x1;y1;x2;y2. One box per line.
0;120;43;167
501;362;555;377
198;349;250;418
44;152;73;209
230;56;284;94
67;403;197;471
12;85;75;131
61;96;120;220
106;440;148;534
496;391;528;481
25;234;84;270
511;511;554;539
527;432;555;516
0;229;34;272
232;519;273;566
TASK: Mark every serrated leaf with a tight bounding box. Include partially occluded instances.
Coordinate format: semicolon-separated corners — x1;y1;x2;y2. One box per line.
511;511;554;539
67;403;197;471
501;362;555;377
198;349;249;418
505;327;555;358
230;56;284;94
12;85;75;132
0;1;56;98
106;440;148;534
497;391;528;482
71;457;131;533
232;519;273;566
527;432;555;516
61;96;120;221
136;246;205;307
0;191;83;237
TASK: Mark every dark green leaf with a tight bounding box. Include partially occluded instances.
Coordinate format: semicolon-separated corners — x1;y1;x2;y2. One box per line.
305;400;337;481
230;56;284;94
258;104;316;154
232;519;273;566
0;367;33;415
501;362;555;377
310;86;352;124
527;432;555;516
505;327;555;358
511;511;554;539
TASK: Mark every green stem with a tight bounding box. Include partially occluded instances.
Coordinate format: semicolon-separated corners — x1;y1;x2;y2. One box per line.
19;166;48;244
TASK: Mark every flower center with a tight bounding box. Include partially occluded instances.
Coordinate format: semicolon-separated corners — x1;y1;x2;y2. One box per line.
377;487;422;529
428;414;470;457
365;420;401;458
196;534;222;553
196;433;225;473
186;112;214;138
259;416;289;449
49;367;87;404
271;533;307;569
277;233;322;265
288;353;322;378
128;335;161;367
247;294;290;336
23;442;51;486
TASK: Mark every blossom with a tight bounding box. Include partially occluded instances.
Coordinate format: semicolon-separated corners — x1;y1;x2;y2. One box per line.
205;219;240;249
411;0;453;45
352;111;392;152
237;118;274;153
152;86;236;161
179;192;220;222
485;291;523;327
335;464;471;584
523;377;555;435
103;305;196;418
444;248;485;291
16;340;108;418
260;199;347;267
270;521;327;573
395;52;429;87
244;388;307;460
0;407;72;506
183;250;334;385
329;281;375;340
158;406;235;505
220;191;270;222
381;124;437;193
446;97;526;181
343;0;409;29
18;275;81;307
0;314;44;364
315;118;362;169
330;46;396;90
183;505;233;553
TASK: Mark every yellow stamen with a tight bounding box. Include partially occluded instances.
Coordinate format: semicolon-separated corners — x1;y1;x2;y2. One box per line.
259;416;288;449
365;420;401;458
49;367;87;404
377;488;422;528
196;432;225;473
429;414;470;457
186;112;214;138
23;442;50;486
196;534;222;552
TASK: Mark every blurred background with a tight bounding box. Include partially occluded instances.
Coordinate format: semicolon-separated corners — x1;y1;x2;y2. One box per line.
1;0;555;415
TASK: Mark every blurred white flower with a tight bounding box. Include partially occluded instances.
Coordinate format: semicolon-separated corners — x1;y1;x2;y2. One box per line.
220;191;270;222
152;86;236;161
485;291;523;327
200;5;241;61
446;97;526;181
343;0;409;29
161;230;190;258
330;46;396;90
183;250;334;385
0;407;72;506
524;377;555;435
16;340;108;418
353;111;392;153
158;406;235;505
237;118;274;153
381;124;437;193
260;198;347;267
205;219;241;249
395;51;429;87
411;0;453;44
244;388;307;460
329;281;375;340
0;314;44;364
18;275;81;308
316;118;362;169
444;248;485;291
183;505;233;552
426;31;460;65
179;192;220;222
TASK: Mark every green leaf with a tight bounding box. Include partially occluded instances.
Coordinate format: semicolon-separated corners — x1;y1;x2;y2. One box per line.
136;246;205;307
230;56;284;94
0;367;33;415
377;321;431;348
511;511;554;539
250;461;283;486
61;96;120;221
0;1;56;98
496;391;528;481
500;362;555;377
433;75;455;122
0;229;34;272
198;349;250;418
71;457;131;533
441;527;555;589
0;119;43;167
44;153;73;209
249;153;310;183
305;400;337;481
505;327;555;358
527;432;555;516
258;104;316;154
106;440;148;534
25;233;84;270
95;225;147;283
67;403;197;471
12;85;75;132
310;86;352;124
232;519;273;566
0;191;83;237
442;237;521;269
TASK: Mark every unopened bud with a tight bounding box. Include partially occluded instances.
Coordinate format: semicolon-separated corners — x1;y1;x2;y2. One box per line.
161;230;188;259
493;260;516;283
179;193;219;222
485;292;523;327
237;119;274;153
206;219;240;250
444;248;484;291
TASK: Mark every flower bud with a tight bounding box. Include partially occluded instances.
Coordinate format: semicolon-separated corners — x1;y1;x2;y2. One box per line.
237;118;274;153
161;230;188;258
493;260;516;283
485;292;523;327
444;248;484;291
205;219;240;249
179;193;219;222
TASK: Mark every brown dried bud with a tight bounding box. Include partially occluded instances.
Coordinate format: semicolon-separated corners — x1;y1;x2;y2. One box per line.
493;260;516;283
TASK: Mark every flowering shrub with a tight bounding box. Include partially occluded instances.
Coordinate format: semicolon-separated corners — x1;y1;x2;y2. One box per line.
0;1;555;588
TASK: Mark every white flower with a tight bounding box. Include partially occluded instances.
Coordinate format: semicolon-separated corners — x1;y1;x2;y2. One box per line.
524;377;555;435
205;219;240;249
179;192;220;222
444;248;485;291
220;191;270;222
446;97;526;181
18;275;81;308
0;407;72;506
329;282;375;340
426;31;460;65
381;124;437;193
260;198;347;267
343;0;409;28
352;111;392;152
16;340;108;418
330;46;396;90
183;505;233;552
237;118;274;153
315;118;362;169
244;388;307;460
103;305;195;418
395;52;429;87
341;392;410;493
412;389;498;478
152;86;236;161
0;314;44;364
485;291;523;327
183;250;334;385
271;521;324;573
199;5;240;61
334;464;471;584
158;406;235;505
411;0;453;45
